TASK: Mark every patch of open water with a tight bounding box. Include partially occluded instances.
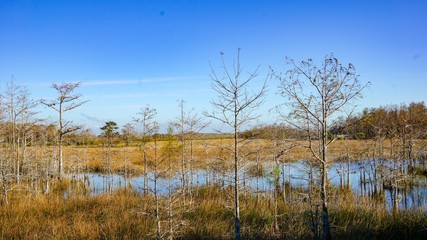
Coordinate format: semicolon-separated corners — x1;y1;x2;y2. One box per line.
66;159;427;210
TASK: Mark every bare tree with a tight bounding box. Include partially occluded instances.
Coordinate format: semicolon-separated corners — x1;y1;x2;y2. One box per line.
3;79;38;185
152;130;162;240
0;167;12;205
272;55;369;240
173;100;209;206
16;86;38;184
0;93;13;205
122;122;136;146
121;122;136;184
141;121;171;240
41;82;87;179
174;100;189;206
134;105;157;195
4;79;21;184
205;49;267;240
162;125;184;240
100;121;119;178
186;109;209;200
38;123;58;194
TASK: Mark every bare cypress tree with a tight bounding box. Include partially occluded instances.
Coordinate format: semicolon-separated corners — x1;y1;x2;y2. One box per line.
0;169;11;205
173;100;209;206
100;121;119;180
41;82;87;179
153;130;161;240
174;100;189;206
134;105;157;195
4;79;21;184
122;123;136;146
272;55;369;240
16;86;38;184
0;101;10;205
164;125;178;240
205;49;267;240
3;79;38;185
186;111;209;199
0;95;11;205
265;123;297;235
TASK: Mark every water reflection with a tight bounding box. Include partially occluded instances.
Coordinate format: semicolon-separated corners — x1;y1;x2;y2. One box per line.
66;159;427;210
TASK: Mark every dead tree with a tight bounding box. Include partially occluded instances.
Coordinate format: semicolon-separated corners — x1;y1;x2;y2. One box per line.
185;107;209;200
16;86;38;184
4;79;21;184
205;49;267;240
122;122;136;147
144;123;181;240
173;100;209;207
134;105;157;195
100;121;119;194
272;55;369;240
173;100;189;207
41;82;87;179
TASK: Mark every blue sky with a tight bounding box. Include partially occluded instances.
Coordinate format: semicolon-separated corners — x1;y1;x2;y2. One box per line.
0;0;426;133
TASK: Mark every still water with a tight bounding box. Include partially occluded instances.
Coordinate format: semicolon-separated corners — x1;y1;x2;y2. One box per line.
66;159;427;210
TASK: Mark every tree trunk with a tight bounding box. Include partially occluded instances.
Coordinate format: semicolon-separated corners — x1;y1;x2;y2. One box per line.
59;104;64;180
321;91;332;240
234;110;241;240
181;136;186;207
1;170;9;205
143;145;148;195
320;163;332;240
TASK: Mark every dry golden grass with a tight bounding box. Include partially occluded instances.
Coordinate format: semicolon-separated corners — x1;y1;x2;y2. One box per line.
47;138;427;175
1;183;426;239
0;188;151;240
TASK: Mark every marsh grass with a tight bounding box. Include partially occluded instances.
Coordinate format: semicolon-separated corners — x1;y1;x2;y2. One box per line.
412;166;427;177
247;163;265;178
2;181;426;240
331;201;427;239
55;139;427;175
1;188;150;240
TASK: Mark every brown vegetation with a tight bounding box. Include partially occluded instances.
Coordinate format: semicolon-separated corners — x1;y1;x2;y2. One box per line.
1;184;426;240
56;138;427;175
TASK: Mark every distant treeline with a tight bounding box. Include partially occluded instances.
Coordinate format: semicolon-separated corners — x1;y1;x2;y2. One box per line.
2;101;425;147
333;101;427;139
240;101;427;140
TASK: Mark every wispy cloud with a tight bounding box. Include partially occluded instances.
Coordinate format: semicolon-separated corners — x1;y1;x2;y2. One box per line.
81;113;105;123
88;104;145;110
81;77;199;87
89;93;147;99
162;88;211;97
82;79;144;86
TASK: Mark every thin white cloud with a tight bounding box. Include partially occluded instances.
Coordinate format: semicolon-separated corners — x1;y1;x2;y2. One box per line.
88;104;144;110
89;93;147;99
163;88;211;97
81;77;199;87
81;113;105;123
82;79;144;86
